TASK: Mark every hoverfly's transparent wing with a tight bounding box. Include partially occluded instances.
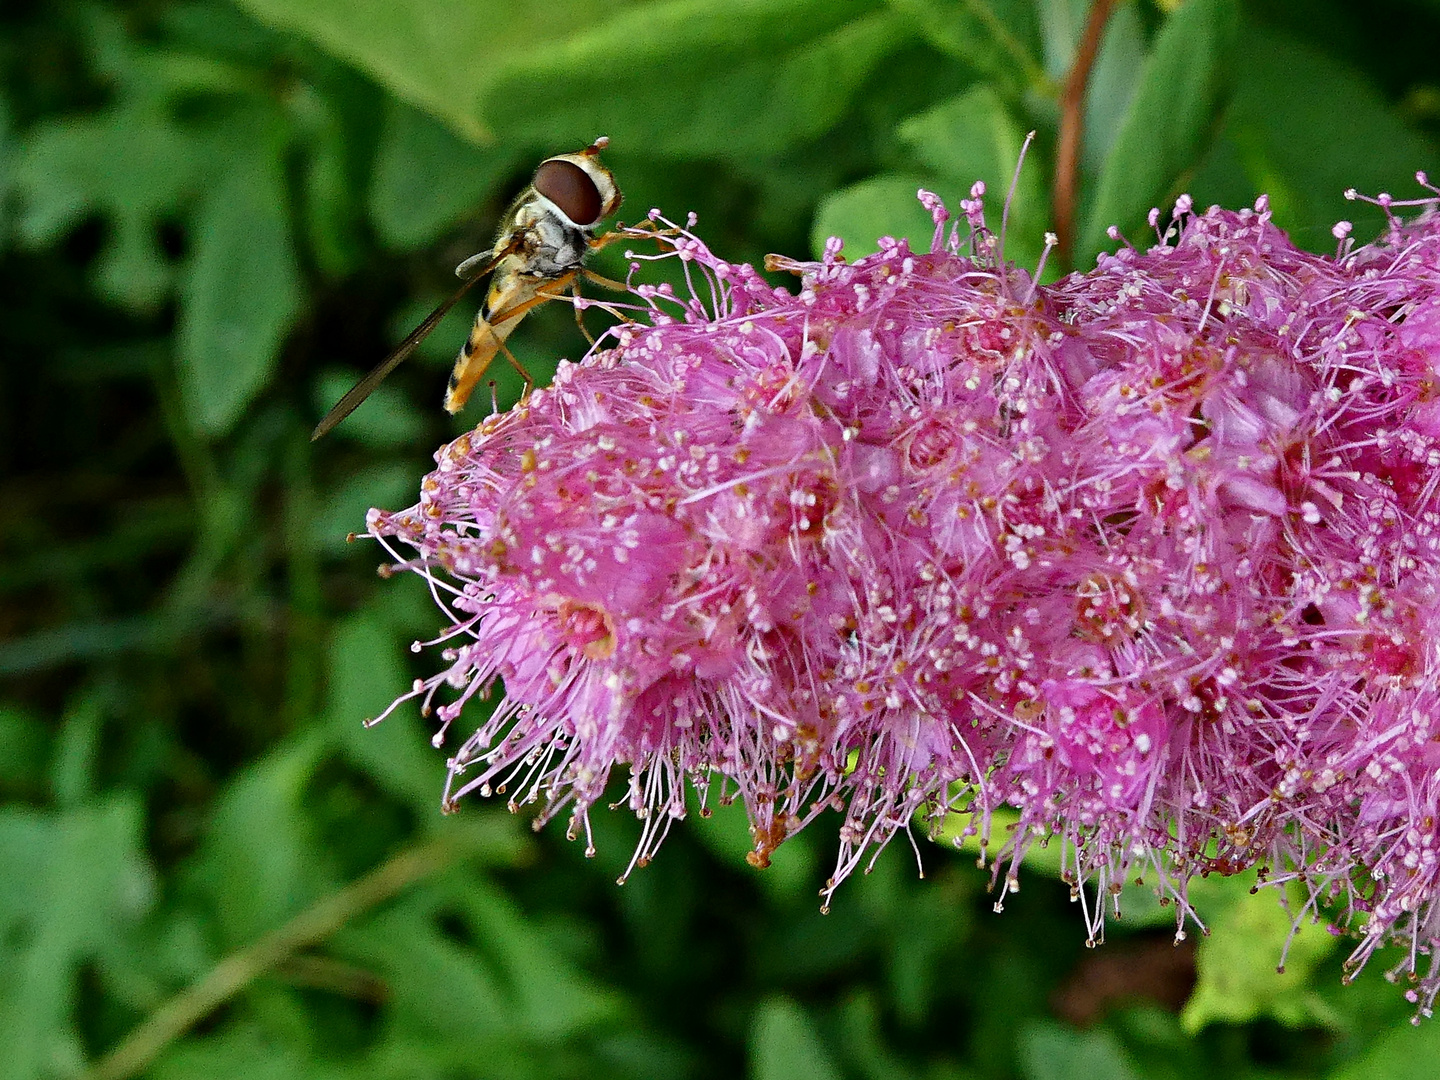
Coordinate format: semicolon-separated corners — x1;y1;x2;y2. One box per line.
310;244;514;441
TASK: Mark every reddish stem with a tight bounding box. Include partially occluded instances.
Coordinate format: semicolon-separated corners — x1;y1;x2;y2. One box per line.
1054;0;1118;268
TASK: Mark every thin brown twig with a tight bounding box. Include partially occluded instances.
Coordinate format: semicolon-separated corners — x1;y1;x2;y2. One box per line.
1054;0;1119;268
80;834;470;1080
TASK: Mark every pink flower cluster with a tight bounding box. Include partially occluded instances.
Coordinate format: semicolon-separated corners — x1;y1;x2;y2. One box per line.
368;184;1440;1011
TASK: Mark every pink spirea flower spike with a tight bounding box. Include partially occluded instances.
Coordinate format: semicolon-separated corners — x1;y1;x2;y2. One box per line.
367;180;1440;1013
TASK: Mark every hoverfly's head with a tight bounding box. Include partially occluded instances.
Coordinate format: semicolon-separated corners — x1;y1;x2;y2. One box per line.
531;136;622;231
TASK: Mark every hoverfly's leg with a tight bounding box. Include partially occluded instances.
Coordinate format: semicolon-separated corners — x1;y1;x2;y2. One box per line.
569;276;596;345
496;338;534;400
577;269;641;326
581;269;628;291
589;221;680;254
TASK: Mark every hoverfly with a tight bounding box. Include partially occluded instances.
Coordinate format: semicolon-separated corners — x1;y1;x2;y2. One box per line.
311;137;624;440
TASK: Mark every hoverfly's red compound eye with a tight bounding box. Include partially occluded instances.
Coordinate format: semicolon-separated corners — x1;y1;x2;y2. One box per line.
533;159;603;227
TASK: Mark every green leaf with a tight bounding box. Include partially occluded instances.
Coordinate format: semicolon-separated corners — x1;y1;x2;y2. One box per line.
198;736;331;944
368;98;523;250
50;689;104;808
750;997;842;1080
1079;0;1239;260
1079;1;1145;176
334;865;621;1055
1180;874;1340;1033
311;462;418;554
0;798;153;1080
452;876;627;1039
336;891;510;1045
152;1031;336;1080
1197;28;1440;248
229;0;522;142
1034;0;1087;79
479;5;913;157
325;611;447;815
293;80;370;279
1018;1021;1144;1080
232;0;906;157
835;992;918;1080
896;84;1048;264
0;94;12;244
884;0;1043;92
13;102;203;310
175;108;302;436
0;706;49;797
1330;1017;1440;1080
812;174;938;260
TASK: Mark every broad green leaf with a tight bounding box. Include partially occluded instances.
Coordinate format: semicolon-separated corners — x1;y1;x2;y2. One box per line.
50;689;104;808
311;462;418;554
452;876;627;1038
690;795;819;902
229;0;544;142
325;611;447;814
1331;1016;1440;1080
198;735;331;944
293;78;370;279
479;6;912;157
896;84;1048;264
175;108;302;436
750;996;843;1080
835;992;918;1080
1180;874;1339;1033
0;706;48;797
152;1031;338;1080
0;95;11;243
884;0;1043;92
232;0;903;157
368;98;524;250
312;371;428;448
13;102;203;310
1018;1021;1144;1080
334;865;620;1054
1197;28;1440;248
1079;0;1239;261
0;798;153;1080
1080;1;1145;176
812;174;938;260
1035;0;1086;80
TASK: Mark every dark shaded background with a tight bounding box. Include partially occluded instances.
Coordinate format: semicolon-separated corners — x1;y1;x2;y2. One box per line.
6;1;1440;1077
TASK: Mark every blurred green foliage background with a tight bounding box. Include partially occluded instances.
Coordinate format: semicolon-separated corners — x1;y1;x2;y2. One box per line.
8;1;1440;1077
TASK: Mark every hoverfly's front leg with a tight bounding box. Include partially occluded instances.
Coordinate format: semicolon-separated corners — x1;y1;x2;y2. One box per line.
589;218;682;255
568;275;597;345
566;221;683;336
